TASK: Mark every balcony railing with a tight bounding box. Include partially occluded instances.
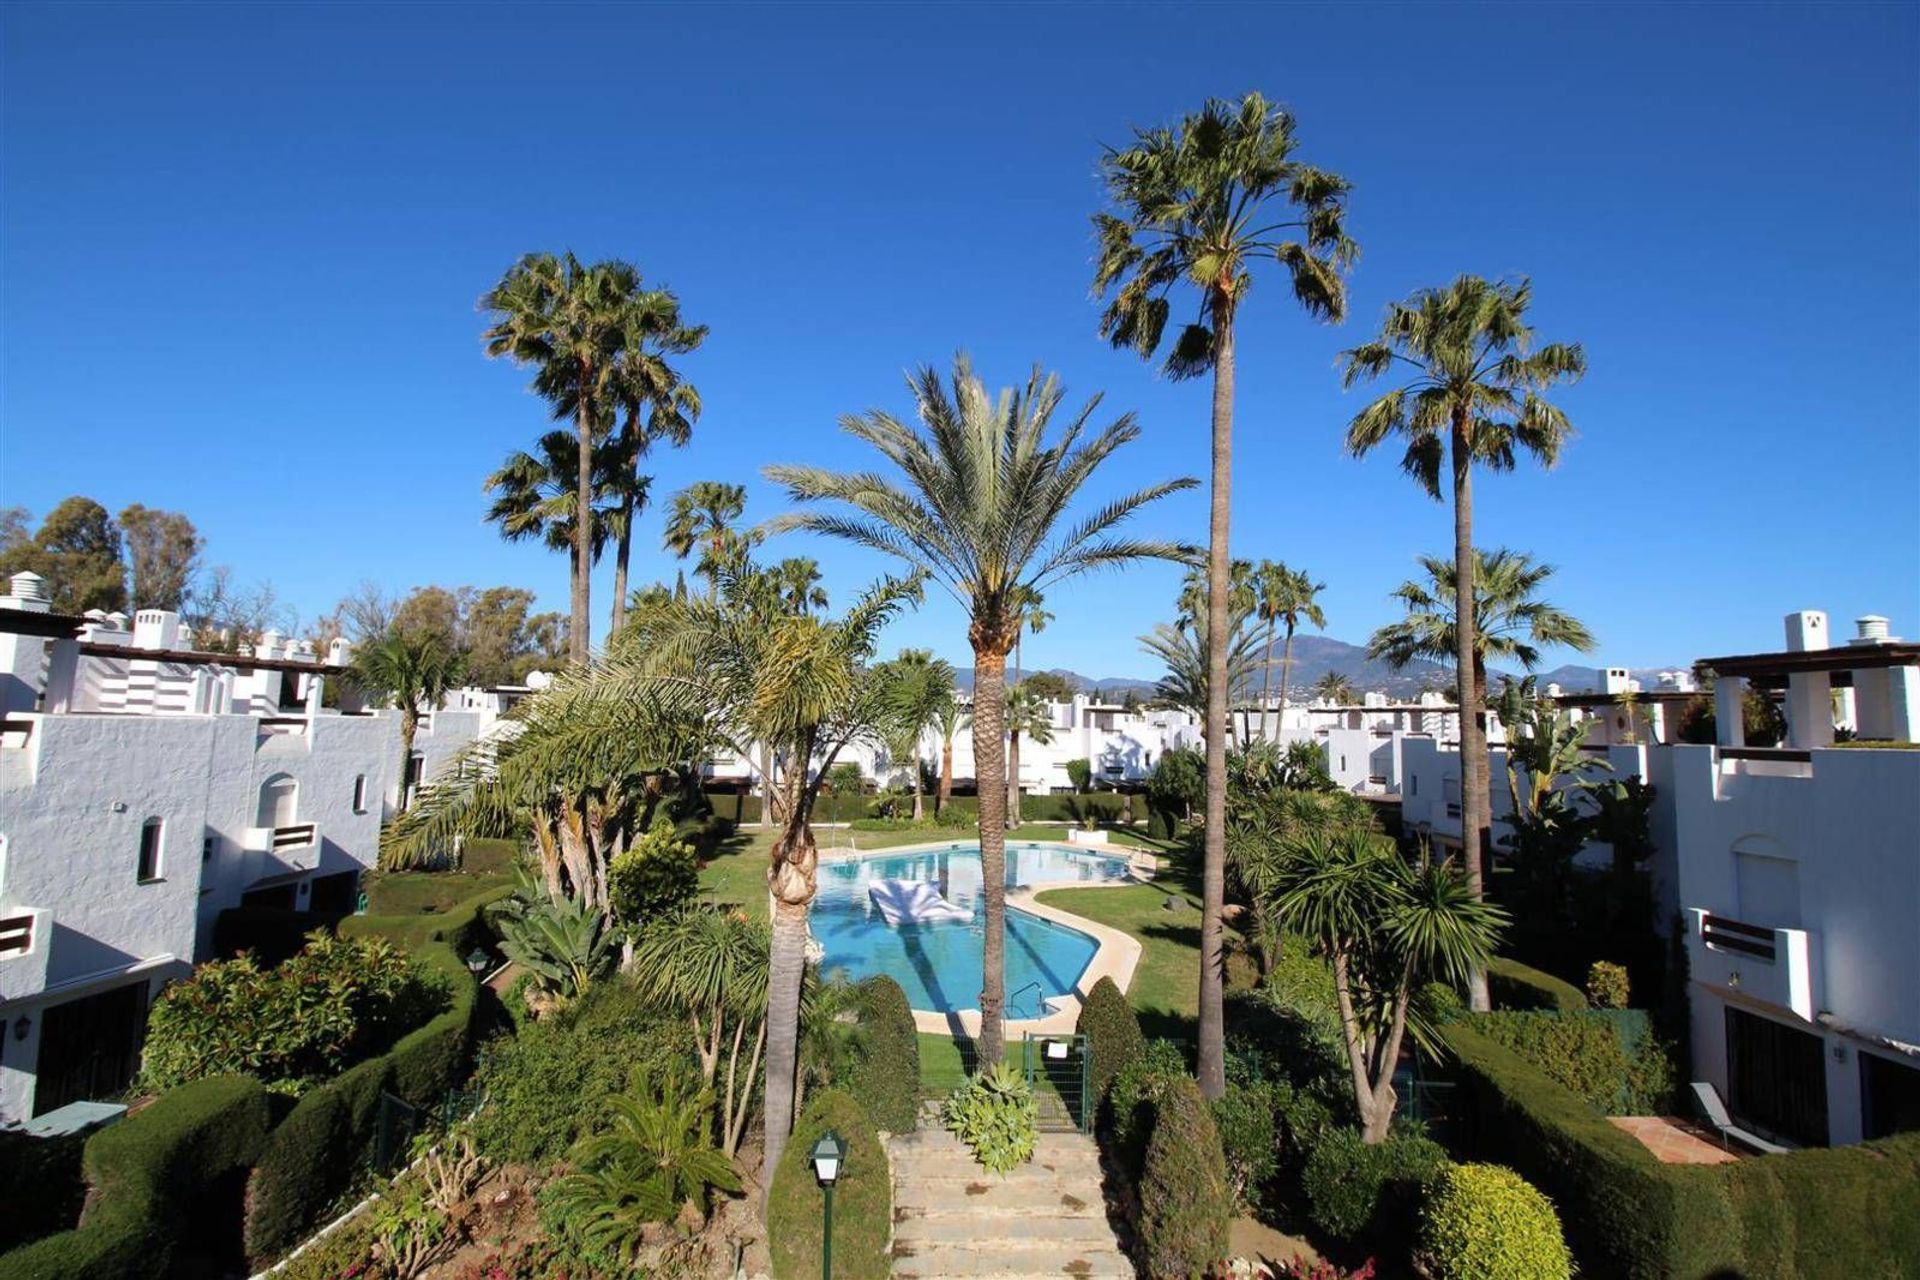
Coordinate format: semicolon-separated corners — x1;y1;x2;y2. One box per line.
1687;907;1813;1020
1701;914;1777;962
0;911;35;957
271;822;318;852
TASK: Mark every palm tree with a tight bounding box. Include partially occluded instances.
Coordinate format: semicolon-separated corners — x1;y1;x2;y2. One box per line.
1368;548;1595;713
1254;562;1326;740
1095;92;1355;1099
1004;683;1056;820
1310;670;1357;705
483;252;641;664
1342;276;1583;1011
935;699;967;819
486;430;625;622
764;355;1195;1067
1140;607;1262;726
1010;585;1053;686
875;648;958;821
663;481;754;600
348;628;467;816
606;289;705;635
768;557;829;615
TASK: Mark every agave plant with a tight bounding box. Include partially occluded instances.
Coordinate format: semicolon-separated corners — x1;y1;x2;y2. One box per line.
546;1078;743;1259
489;882;613;1000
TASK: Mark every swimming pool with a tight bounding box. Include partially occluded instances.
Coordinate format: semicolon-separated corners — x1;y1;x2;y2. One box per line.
813;842;1131;1017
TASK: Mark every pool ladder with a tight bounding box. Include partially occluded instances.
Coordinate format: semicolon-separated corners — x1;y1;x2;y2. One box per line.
1009;979;1046;1020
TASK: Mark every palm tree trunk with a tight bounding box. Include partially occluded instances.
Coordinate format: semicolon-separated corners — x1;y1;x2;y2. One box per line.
570;372;594;666
759;746;774;830
911;747;925;821
939;733;953;818
1451;410;1491;1013
397;708;418;815
1278;621;1297;729
1259;618;1276;744
1007;729;1021;825
611;496;633;635
1197;303;1235;1101
762;775;819;1199
973;637;1010;1069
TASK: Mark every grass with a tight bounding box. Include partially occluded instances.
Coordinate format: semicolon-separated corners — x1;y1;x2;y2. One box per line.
363;837;518;916
1034;847;1206;1043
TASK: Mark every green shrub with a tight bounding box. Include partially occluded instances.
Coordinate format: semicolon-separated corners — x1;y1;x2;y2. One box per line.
468;980;697;1166
1077;974;1143;1098
141;932;442;1095
1065;758;1092;793
847;976;919;1133
1302;1126;1449;1243
0;1126;85;1250
1418;1162;1572;1280
1137;1075;1231;1279
606;822;700;925
768;1090;889;1280
1474;1010;1669;1115
942;1063;1037;1173
1418;980;1466;1025
1108;1038;1188;1178
1585;960;1630;1009
1211;1080;1283;1212
340;883;511;953
1486;957;1587;1012
1;1075;272;1280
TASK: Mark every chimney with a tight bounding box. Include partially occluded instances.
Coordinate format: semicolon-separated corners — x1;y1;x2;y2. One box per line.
1784;611;1829;652
1851;615;1896;646
2;571;50;613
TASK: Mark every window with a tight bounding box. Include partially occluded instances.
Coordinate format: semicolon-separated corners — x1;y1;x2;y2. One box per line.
137;818;164;883
201;834;215;863
352;775;369;814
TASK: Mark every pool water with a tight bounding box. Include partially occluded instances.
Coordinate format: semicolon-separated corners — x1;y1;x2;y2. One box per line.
813;842;1130;1017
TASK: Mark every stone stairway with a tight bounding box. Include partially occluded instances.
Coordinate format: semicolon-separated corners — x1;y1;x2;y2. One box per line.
888;1126;1134;1278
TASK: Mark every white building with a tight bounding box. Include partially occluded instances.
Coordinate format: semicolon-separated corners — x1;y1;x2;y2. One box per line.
0;573;514;1122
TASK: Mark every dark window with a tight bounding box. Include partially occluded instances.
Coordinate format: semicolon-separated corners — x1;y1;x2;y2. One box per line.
352;775;368;814
1726;1006;1829;1147
1862;1050;1920;1140
201;834;215;864
137;818;163;883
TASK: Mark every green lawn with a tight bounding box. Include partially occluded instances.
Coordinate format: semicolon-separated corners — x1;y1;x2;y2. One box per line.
1034;852;1205;1043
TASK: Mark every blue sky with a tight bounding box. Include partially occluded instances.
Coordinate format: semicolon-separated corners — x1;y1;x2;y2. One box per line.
3;3;1915;677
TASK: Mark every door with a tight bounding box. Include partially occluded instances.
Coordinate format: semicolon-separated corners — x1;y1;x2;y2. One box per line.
1862;1050;1920;1140
33;982;149;1116
1725;1006;1828;1147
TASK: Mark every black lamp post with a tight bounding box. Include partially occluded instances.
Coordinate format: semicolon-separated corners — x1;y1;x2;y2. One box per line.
809;1129;845;1280
464;947;490;976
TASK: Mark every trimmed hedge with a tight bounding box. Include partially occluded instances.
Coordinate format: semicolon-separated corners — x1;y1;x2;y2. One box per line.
769;1089;890;1280
1;1075;273;1280
1137;1075;1232;1279
338;883;510;953
849;976;920;1133
1301;1126;1449;1243
1442;1016;1920;1277
1474;1009;1670;1114
243;941;480;1265
1486;957;1587;1012
1077;974;1144;1098
1418;1162;1572;1280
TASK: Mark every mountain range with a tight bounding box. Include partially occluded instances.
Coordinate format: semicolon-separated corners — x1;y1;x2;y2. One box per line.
957;633;1677;701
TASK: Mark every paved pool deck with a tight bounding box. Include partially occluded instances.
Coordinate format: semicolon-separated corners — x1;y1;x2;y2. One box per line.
815;839;1147;1039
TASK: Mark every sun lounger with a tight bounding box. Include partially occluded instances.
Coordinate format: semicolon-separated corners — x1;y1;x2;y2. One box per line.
1690;1082;1790;1155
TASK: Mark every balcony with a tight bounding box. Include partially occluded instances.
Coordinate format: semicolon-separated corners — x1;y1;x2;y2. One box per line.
242;822;321;872
0;907;52;1001
1686;907;1813;1020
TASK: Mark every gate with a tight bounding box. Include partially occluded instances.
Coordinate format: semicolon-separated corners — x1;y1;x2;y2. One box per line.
1021;1032;1092;1134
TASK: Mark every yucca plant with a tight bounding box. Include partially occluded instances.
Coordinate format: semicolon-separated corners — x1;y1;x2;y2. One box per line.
942;1062;1037;1174
489;884;613;1000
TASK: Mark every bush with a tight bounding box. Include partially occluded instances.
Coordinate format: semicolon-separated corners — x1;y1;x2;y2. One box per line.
1585;960;1630;1009
1302;1126;1449;1244
768;1090;889;1280
606;822;700;925
942;1063;1037;1173
1486;958;1587;1012
1065;757;1092;793
847;976;919;1133
1077;975;1143;1099
340;883;511;953
1137;1075;1231;1279
1474;1010;1671;1115
1108;1038;1187;1179
141;932;442;1095
1211;1080;1283;1211
0;1126;85;1250
243;941;478;1264
1;1076;273;1280
1418;1162;1572;1280
467;979;697;1167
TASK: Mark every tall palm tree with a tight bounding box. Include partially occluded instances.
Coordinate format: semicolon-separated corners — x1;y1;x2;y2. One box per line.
663;481;754;600
607;289;705;635
764;355;1194;1067
935;699;967;818
483;252;641;664
876;648;958;821
1010;585;1053;686
1310;670;1357;705
768;557;829;615
1140;606;1262;726
483;429;624;582
1004;683;1056;819
1342;276;1583;1011
1094;93;1354;1099
348;628;468;815
1258;562;1326;738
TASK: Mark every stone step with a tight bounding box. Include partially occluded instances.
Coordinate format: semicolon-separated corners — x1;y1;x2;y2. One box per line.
891;1153;1105;1182
890;1241;1135;1278
894;1182;1107;1216
893;1215;1119;1246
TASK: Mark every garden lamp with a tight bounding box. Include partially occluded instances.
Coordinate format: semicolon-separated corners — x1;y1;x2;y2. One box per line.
464;947;490;975
810;1129;845;1279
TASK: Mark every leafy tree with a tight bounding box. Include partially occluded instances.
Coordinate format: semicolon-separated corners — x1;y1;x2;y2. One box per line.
1005;683;1055;817
483;251;645;664
1022;669;1074;704
1311;671;1357;705
118;504;202;611
1095;92;1356;1100
391;584;465;646
662;480;754;600
0;497;128;612
1342;276;1584;1010
873;648;957;821
1065;758;1093;794
606;820;701;925
463;585;542;686
765;355;1193;1067
348;627;467;814
1255;560;1326;736
1147;746;1207;824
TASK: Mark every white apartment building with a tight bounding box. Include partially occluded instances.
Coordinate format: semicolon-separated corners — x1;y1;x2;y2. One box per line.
0;573;513;1123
